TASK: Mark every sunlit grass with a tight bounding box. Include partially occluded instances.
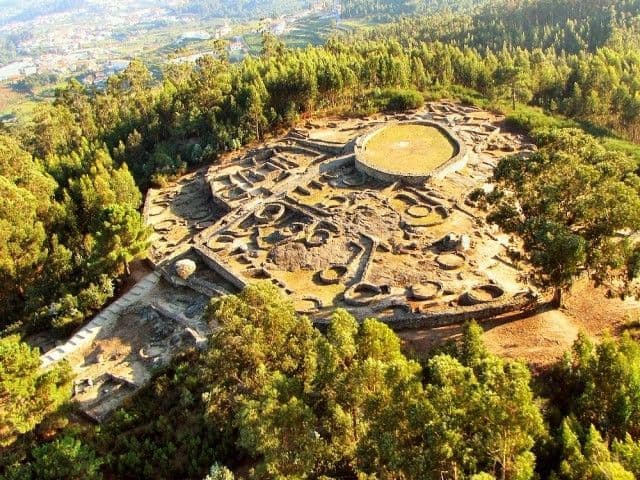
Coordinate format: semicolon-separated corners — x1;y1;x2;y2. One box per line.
361;124;456;174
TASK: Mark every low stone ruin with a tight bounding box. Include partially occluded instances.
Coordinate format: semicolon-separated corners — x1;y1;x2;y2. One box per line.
147;101;541;328
41;101;541;422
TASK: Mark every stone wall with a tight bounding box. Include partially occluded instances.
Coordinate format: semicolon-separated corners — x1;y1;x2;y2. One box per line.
193;245;248;290
205;178;239;213
141;188;157;221
314;292;539;332
354;120;469;185
388;293;538;330
290;137;346;155
40;272;162;368
319;153;356;173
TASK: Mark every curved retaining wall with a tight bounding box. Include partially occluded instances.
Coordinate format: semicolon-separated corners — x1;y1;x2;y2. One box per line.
354;120;469;185
314;292;540;332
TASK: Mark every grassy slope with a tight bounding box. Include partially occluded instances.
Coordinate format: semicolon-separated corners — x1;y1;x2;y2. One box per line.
505;104;640;163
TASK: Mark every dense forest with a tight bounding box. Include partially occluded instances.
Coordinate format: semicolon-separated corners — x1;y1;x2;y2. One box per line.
2;0;640;477
340;0;488;19
344;0;640;51
6;284;640;479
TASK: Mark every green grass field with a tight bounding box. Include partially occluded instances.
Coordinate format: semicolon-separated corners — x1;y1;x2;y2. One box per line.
0;83;54;122
362;124;456;174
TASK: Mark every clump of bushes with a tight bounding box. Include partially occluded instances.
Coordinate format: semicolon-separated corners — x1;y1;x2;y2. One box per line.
378;88;424;111
505;105;576;133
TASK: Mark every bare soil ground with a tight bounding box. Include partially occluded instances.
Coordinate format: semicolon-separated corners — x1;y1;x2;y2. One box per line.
118;260;155;294
400;278;640;369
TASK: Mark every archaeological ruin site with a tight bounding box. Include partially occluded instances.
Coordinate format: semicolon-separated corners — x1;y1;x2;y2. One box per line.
40;101;541;421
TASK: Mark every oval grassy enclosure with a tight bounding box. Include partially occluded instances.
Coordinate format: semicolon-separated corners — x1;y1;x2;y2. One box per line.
354;120;467;184
361;123;456;175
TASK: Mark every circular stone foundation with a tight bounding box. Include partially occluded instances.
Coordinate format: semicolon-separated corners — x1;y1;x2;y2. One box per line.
344;282;382;306
318;265;348;284
288;222;307;233
306;228;331;247
406;204;432;218
410;282;443;301
436;252;466;270
355;121;466;184
294;297;323;314
254;202;286;224
460;284;505;305
206;234;235;252
404;204;448;227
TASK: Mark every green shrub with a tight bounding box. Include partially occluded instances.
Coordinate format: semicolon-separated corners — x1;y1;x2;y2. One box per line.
505;105;577;133
379;88;424;111
30;436;103;480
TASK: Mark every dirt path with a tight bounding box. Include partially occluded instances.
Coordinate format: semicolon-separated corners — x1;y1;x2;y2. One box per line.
481;308;579;368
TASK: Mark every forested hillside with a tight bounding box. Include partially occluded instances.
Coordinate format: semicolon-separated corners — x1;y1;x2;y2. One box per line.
340;0;486;19
390;0;640;52
459;0;640;51
2;0;640;338
6;284;640;479
3;0;640;478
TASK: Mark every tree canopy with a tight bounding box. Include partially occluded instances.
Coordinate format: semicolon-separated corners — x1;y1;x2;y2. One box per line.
198;283;545;479
6;284;640;479
2;0;640;476
0;335;72;448
489;128;640;302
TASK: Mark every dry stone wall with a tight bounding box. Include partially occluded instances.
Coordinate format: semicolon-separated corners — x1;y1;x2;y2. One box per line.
354;120;469;184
